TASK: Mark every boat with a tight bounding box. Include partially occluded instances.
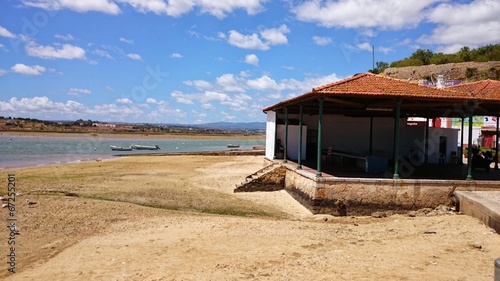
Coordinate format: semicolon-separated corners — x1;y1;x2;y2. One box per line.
131;144;161;150
227;144;240;148
110;145;133;151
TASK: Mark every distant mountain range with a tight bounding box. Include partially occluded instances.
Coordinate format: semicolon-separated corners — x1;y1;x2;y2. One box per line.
190;122;266;131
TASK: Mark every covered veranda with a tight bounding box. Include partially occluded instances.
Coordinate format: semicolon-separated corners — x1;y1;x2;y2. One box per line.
263;73;500;182
261;73;500;215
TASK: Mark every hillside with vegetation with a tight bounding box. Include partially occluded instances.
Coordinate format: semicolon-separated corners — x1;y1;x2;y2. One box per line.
372;44;500;82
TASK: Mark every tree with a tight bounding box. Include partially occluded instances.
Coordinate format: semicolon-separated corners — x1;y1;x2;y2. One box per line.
458;46;471;62
369;61;389;74
410;49;434;65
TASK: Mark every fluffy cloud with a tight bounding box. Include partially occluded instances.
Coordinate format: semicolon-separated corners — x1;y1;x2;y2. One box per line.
293;0;438;29
126;53;142;60
244;54;259;66
119;37;134;44
312;36;332;46
246;75;284;91
68;88;92;97
55;34;74;41
26;41;86;60
22;0;266;18
11;64;46;76
171;90;195;104
227;25;290;50
170;52;183;58
22;0;121;14
0;25;15;38
418;0;500;52
116;98;133;104
216;73;246;93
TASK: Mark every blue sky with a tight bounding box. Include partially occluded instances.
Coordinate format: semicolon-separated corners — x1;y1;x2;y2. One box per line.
0;0;499;124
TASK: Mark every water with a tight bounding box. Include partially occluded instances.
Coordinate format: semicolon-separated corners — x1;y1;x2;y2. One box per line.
0;135;265;170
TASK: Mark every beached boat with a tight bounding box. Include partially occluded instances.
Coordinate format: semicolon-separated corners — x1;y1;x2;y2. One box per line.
131;144;161;150
110;145;133;151
227;144;240;148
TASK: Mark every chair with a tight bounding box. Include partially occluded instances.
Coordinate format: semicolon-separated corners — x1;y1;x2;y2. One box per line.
450;151;458;164
327;147;332;164
438;153;446;164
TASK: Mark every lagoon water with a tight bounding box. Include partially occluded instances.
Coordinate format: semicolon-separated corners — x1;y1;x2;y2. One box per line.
0;135;265;170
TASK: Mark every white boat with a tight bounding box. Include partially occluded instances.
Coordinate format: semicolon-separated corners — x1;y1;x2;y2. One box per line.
227;144;240;148
131;144;161;150
110;145;133;151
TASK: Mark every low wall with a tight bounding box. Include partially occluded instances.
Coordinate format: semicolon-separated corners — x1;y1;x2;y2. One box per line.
284;166;499;216
455;191;500;234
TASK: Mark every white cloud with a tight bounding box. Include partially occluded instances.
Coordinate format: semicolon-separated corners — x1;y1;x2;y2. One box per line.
116;98;133;104
22;0;121;14
246;75;284;91
171;90;195;104
293;0;438;29
226;25;290;50
357;42;373;52
126;53;142;60
120;37;134;44
26;41;86;60
146;97;166;105
68;88;91;97
216;73;246;93
183;79;212;91
312;36;332;46
418;0;500;52
11;64;46;76
55;34;74;41
245;54;259;66
197;0;265;18
259;24;289;45
377;46;393;54
170;52;183;58
0;25;15;38
93;49;113;59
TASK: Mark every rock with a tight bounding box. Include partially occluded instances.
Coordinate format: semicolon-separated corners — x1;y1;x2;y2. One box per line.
407;211;417;217
371;211;387;218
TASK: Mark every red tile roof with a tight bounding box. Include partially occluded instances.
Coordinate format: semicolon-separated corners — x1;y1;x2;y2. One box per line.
262;72;500;116
447;79;500;100
313;72;469;99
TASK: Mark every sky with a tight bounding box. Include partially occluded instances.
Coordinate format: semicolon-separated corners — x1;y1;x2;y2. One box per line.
0;0;499;124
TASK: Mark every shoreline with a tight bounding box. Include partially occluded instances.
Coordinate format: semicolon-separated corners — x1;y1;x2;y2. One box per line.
0;147;265;171
0;130;265;140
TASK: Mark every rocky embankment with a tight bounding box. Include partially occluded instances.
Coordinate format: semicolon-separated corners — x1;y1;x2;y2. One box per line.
382;61;500;82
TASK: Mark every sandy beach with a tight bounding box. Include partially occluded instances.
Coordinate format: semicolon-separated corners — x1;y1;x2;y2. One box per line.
1;154;500;280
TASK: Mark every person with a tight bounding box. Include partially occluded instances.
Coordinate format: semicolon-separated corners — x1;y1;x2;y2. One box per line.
277;139;284;152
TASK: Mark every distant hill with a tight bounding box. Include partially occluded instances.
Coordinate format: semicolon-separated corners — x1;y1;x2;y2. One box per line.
193;122;266;131
381;61;500;82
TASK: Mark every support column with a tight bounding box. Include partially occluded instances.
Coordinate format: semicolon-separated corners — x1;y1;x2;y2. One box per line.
369;117;373;155
466;103;475;180
393;100;401;179
424;116;429;165
316;99;324;177
496;114;499;169
284;107;288;163
460;117;465;165
298;104;303;169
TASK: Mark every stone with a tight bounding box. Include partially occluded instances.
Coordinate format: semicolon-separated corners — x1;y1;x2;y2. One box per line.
371;211;387;218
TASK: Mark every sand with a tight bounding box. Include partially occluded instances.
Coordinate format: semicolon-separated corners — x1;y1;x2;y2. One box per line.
1;154;500;280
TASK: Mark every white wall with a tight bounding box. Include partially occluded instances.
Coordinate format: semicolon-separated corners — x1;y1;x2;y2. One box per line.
277;124;307;161
265;111;276;160
268;112;458;164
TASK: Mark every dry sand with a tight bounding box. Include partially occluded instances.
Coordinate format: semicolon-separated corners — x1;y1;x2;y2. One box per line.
1;155;500;280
